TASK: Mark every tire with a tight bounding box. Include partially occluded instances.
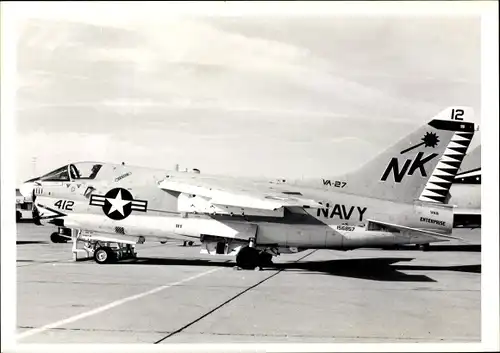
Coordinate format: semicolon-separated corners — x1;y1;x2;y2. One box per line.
188;241;194;246
94;247;116;264
16;211;22;223
236;246;260;270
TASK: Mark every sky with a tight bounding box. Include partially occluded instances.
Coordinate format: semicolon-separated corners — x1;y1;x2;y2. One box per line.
15;12;481;185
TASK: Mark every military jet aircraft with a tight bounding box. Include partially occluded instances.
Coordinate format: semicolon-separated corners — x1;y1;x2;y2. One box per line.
19;106;476;270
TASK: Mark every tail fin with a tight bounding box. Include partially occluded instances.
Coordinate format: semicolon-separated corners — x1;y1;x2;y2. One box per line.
333;107;476;204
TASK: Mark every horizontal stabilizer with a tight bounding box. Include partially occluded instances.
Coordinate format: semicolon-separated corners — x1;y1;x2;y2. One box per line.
367;219;468;243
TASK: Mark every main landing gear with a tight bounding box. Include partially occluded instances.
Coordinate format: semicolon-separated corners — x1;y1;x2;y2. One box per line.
235;246;273;271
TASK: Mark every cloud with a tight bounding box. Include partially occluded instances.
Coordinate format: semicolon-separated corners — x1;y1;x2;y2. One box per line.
15;16;480;184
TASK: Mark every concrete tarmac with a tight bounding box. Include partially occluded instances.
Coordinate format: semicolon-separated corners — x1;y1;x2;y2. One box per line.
16;222;481;343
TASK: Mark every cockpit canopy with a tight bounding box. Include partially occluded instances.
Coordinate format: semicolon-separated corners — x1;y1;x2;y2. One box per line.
38;162;103;182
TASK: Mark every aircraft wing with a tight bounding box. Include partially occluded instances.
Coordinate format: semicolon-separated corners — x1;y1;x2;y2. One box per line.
158;175;324;211
367;219;468;243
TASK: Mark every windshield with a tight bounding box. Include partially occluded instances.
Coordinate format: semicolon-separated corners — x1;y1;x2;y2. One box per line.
70;163;102;180
39;166;70;182
37;162;103;182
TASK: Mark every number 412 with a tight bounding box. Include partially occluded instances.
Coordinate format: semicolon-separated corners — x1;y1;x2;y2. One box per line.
55;200;74;211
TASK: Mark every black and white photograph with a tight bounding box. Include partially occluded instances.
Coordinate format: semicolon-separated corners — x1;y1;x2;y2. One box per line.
1;1;498;351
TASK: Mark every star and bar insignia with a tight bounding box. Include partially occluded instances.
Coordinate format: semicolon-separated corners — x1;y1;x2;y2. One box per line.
89;188;148;220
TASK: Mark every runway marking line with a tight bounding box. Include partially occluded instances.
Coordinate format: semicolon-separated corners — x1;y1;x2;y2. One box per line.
16;267;223;341
155;249;317;343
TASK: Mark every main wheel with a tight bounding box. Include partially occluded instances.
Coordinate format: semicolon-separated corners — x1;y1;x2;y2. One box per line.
16;211;22;223
188;241;194;246
94;247;116;264
236;246;261;270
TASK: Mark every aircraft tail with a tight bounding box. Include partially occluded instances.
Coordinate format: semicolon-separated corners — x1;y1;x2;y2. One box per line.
333;107;476;204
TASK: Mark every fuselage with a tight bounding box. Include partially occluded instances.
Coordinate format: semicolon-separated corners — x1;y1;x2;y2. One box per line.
28;162;453;250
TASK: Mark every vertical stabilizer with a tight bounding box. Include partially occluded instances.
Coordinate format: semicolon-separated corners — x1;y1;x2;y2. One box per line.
329;107;476;204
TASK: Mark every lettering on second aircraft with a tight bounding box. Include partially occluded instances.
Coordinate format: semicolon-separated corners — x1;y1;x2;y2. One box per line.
316;203;367;222
420;217;445;226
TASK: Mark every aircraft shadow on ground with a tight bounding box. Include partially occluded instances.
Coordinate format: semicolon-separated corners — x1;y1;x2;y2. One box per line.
16;240;49;245
16;219;35;224
282;258;481;282
382;245;481;252
125;256;480;283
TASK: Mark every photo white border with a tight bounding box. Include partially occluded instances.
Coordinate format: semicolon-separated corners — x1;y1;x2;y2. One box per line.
1;1;498;352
